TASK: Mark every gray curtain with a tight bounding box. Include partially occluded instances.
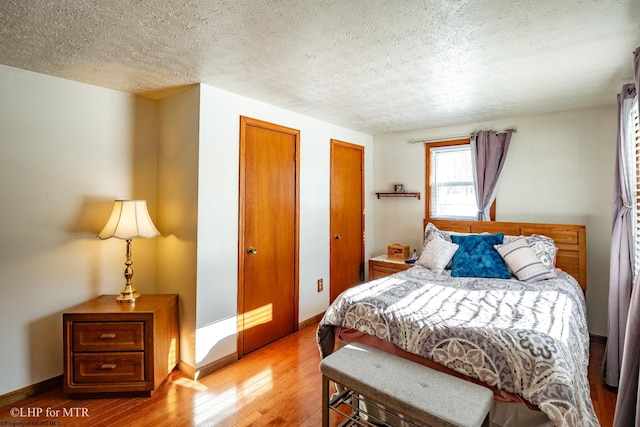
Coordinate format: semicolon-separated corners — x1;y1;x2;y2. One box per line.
605;82;637;388
470;130;512;220
613;46;640;427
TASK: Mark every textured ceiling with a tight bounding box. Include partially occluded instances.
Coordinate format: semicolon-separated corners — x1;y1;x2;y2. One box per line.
0;0;638;134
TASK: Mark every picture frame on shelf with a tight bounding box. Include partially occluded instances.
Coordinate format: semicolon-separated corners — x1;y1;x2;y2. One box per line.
393;184;405;193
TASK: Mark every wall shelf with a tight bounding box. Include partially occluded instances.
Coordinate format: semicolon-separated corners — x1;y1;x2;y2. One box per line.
375;192;421;200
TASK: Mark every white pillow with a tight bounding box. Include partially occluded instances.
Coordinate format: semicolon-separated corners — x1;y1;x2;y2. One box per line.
496;238;556;282
417;236;459;274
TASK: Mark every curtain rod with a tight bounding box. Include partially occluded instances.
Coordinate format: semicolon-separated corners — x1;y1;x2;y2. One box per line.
409;128;517;144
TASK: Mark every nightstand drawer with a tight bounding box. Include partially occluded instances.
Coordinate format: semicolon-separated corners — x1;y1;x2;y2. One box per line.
369;258;412;280
73;322;144;352
370;264;405;280
73;352;145;383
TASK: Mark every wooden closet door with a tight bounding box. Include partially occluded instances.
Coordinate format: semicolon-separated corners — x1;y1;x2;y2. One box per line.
330;139;364;303
238;117;300;356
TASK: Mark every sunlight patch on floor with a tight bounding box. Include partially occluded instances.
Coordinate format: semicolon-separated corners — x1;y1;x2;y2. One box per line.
172;376;208;391
193;368;274;425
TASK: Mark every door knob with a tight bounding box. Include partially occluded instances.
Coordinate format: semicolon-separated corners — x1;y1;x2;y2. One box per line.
334;234;341;240
247;247;258;255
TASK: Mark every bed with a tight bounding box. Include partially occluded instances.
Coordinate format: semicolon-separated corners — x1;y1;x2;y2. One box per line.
317;219;598;427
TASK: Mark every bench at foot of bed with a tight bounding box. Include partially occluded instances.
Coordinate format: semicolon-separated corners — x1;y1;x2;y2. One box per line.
319;342;493;427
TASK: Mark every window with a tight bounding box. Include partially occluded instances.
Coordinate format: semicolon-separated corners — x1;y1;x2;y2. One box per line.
425;139;495;220
619;90;639;278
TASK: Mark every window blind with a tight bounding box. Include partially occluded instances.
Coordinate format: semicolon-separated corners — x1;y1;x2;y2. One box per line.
633;100;640;278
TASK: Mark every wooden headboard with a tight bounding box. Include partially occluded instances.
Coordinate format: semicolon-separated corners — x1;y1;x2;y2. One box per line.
424;219;587;291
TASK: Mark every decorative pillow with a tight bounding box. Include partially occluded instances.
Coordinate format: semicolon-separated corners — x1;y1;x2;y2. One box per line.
504;234;558;268
424;222;474;244
417;236;459;274
450;233;511;279
423;222;452;244
527;234;558;268
495;238;557;282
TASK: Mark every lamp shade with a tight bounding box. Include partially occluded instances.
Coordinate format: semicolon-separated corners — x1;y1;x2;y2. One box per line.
98;200;159;240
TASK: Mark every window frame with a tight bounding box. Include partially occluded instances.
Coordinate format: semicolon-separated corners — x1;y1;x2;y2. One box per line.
425;138;496;221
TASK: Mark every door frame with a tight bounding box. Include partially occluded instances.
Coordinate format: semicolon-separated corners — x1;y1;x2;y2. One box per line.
237;116;300;358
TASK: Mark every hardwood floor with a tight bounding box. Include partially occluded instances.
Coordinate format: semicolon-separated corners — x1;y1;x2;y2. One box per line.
589;340;618;427
0;323;618;426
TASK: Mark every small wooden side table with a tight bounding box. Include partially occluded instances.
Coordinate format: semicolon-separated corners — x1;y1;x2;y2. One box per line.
63;294;179;397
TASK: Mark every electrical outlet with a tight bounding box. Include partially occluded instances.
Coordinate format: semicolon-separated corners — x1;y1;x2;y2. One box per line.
317;278;324;292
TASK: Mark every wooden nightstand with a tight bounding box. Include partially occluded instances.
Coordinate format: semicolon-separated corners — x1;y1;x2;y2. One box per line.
63;294;179;397
368;255;413;280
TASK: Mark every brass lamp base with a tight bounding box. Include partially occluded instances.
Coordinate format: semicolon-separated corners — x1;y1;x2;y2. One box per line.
116;238;140;303
116;285;140;303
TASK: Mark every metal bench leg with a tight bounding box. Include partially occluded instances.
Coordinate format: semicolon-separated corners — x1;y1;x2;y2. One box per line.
322;374;330;427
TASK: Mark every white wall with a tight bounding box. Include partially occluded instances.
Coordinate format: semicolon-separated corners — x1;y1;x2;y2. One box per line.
373;106;617;336
0;65;158;395
156;85;201;370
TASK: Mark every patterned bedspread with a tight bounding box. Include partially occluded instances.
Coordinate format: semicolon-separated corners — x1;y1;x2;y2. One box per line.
317;265;599;427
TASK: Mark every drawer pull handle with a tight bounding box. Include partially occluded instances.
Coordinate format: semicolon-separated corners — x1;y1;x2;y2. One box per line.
100;363;117;370
100;333;117;339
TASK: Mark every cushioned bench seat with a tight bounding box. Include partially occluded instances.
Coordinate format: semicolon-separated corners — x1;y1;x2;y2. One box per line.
319;342;493;427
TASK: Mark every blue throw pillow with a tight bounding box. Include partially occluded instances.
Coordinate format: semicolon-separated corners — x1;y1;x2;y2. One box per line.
450;233;511;279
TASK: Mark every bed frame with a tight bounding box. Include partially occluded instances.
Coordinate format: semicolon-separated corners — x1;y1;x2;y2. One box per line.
425;219;587;291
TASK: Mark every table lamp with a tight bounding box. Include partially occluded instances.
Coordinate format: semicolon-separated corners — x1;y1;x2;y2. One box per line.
98;200;159;302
